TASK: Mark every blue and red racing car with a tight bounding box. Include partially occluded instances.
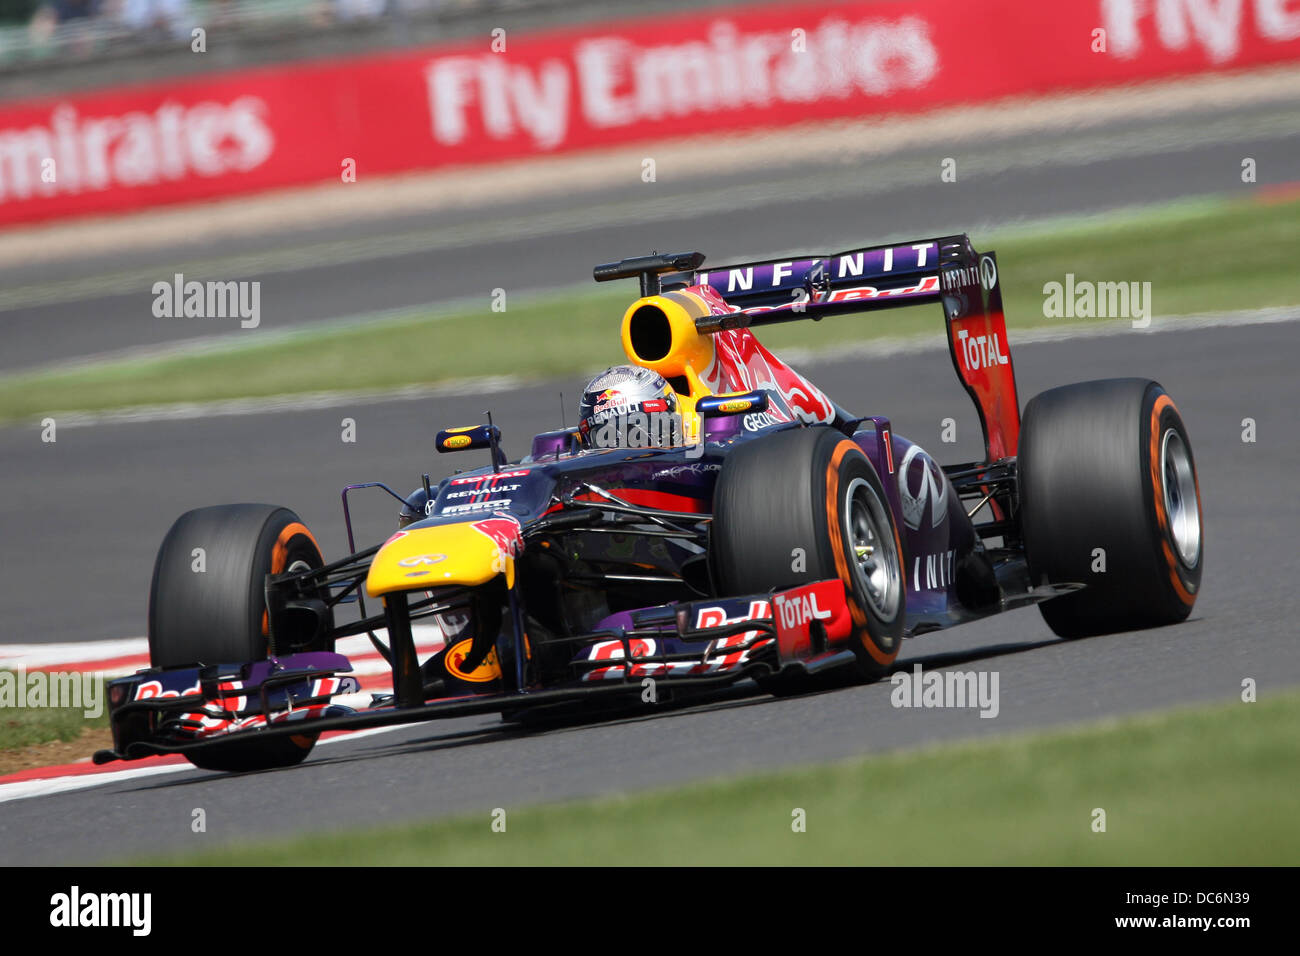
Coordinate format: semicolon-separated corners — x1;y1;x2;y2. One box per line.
98;235;1204;771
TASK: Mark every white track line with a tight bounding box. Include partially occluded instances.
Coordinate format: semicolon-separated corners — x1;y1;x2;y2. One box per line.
0;638;148;669
35;377;523;430
0;724;420;805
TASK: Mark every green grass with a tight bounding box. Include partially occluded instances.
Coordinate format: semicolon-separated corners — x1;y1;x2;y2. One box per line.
134;690;1300;866
3;192;1297;423
0;670;109;750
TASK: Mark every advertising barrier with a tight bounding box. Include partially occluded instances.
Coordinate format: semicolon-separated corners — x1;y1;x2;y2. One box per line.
1;0;1297;225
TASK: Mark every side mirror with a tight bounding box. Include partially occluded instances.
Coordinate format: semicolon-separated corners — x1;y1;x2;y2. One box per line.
696;390;769;418
436;424;507;466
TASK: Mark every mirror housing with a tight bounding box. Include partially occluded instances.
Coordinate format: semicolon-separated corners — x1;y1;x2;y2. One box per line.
436;424;507;467
695;390;769;419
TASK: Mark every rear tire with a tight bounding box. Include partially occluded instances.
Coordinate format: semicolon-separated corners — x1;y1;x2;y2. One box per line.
148;504;326;771
711;427;905;693
1019;379;1203;638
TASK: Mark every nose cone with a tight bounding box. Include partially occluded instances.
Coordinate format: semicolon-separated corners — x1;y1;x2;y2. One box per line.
365;519;520;597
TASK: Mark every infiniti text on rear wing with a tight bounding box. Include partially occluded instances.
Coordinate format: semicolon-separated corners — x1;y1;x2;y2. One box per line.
675;234;1022;463
690;236;951;316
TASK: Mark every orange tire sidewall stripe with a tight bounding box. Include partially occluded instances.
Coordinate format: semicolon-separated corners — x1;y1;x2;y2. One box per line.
271;522;319;574
263;521;322;638
1148;395;1195;606
826;439;899;667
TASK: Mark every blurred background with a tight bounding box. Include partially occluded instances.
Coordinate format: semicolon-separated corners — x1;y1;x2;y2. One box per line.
0;0;1296;373
0;1;681;91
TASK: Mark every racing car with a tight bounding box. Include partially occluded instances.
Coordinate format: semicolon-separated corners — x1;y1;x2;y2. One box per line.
97;234;1204;772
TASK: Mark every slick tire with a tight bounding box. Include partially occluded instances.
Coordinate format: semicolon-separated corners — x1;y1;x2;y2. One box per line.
711;426;905;694
1019;379;1203;639
148;504;326;771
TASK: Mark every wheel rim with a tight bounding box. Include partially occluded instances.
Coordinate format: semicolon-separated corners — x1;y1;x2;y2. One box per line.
841;477;901;622
1160;428;1201;567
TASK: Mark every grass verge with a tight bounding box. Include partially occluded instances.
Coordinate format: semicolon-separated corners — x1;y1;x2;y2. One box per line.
134;689;1299;866
0;727;114;777
0;670;110;769
0;668;112;775
3;192;1297;423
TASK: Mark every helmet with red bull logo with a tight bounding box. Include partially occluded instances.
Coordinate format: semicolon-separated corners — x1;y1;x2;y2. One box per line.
577;365;685;449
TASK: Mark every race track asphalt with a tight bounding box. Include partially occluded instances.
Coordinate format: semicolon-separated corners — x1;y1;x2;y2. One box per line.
0;318;1296;864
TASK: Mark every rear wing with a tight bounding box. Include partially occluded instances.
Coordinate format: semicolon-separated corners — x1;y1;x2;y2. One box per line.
689;237;950;316
665;234;1021;463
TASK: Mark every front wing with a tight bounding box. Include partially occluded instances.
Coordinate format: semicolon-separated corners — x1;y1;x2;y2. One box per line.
94;579;859;764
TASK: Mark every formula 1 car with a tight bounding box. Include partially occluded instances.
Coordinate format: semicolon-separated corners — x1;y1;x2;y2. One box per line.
97;235;1204;772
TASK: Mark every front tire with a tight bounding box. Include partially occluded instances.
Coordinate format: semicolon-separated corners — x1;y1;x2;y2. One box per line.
711;427;905;692
148;503;327;771
1019;378;1203;638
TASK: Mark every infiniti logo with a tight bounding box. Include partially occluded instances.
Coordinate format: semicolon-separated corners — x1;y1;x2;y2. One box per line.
398;554;447;567
979;254;998;291
898;444;948;530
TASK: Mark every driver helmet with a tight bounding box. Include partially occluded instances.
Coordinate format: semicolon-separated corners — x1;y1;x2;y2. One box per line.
578;365;685;449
